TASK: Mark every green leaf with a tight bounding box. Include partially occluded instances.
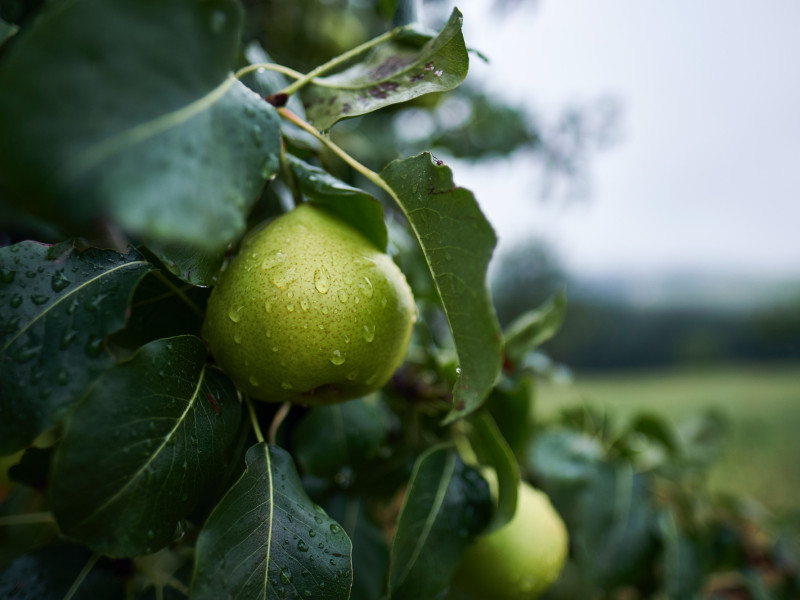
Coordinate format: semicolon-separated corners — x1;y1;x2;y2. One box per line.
108;270;208;355
49;336;242;558
0;241;152;455
503;289;567;368
303;9;468;130
287;154;388;251
484;374;536;456
145;241;225;288
657;511;704;599
0;17;19;46
388;445;492;600
191;443;353;600
572;464;658;589
293;397;390;479
325;494;390;600
381;153;502;423
468;412;520;533
0;0;280;252
0;544;125;600
527;429;605;488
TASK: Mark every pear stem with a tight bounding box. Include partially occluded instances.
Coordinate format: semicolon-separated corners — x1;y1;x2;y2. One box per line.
245;395;266;444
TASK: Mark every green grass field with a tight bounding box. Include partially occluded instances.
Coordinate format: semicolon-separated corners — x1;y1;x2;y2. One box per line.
536;362;800;518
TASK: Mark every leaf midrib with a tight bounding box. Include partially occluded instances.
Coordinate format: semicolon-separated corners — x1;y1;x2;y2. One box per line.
70;362;207;531
1;258;149;354
61;73;237;180
392;450;456;590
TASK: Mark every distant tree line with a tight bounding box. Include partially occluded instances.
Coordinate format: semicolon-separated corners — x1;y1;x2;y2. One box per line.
492;241;800;370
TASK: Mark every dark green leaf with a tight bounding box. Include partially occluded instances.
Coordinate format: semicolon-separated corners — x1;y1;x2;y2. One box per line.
191;443;353;600
108;270;209;356
0;17;18;46
0;544;125;600
49;336;242;558
325;494;390;600
503;289;567;368
303;9;468;130
388;445;492;600
468;412;519;533
527;428;605;488
288;154;388;251
146;241;225;288
484;374;536;456
0;241;152;455
293;397;390;479
573;464;658;589
381;153;502;423
657;511;704;599
0;0;280;252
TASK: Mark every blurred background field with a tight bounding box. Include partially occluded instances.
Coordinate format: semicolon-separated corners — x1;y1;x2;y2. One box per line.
536;362;800;517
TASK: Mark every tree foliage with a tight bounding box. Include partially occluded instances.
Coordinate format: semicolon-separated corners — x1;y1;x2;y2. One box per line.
0;1;797;599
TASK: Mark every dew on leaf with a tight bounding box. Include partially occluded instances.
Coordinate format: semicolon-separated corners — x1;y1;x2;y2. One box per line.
0;269;15;283
9;294;22;308
85;337;103;357
51;270;70;292
297;539;309;552
280;568;292;585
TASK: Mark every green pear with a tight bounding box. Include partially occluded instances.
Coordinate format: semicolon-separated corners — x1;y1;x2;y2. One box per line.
454;482;569;600
203;203;416;404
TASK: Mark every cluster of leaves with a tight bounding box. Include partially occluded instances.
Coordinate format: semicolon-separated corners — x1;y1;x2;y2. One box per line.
524;408;800;599
0;1;797;600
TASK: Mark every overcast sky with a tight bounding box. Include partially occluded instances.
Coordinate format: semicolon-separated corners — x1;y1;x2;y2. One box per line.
450;0;800;279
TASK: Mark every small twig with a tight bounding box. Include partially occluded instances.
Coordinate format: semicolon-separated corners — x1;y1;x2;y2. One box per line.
279;26;408;96
268;402;291;446
152;270;204;320
235;62;305;81
0;512;56;526
62;553;100;600
277;108;400;203
245;395;266;444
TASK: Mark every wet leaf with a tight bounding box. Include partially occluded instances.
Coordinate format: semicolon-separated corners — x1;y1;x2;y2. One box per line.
293;397;390;479
468;412;519;533
0;0;280;253
191;443;353;600
325;494;390;600
381;153;502;423
484;374;536;456
303;9;468;130
49;336;242;557
388;445;492;600
288;154;388;251
0;241;152;455
145;241;225;288
503;289;567;368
